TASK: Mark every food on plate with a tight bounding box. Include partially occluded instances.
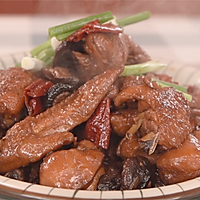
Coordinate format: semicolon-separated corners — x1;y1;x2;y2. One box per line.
0;11;199;191
0;68;34;130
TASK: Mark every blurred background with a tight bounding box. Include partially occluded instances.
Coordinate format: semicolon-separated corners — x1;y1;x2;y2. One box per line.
0;0;200;66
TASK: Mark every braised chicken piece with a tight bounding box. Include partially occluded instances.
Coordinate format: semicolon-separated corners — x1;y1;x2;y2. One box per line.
125;38;151;65
157;134;200;185
0;66;122;174
53;30;151;84
188;86;200;131
53;33;129;83
114;76;192;152
117;134;145;159
111;109;139;137
43;66;79;85
194;131;200;141
40;140;104;189
119;73;176;91
86;167;105;190
188;85;200;109
0;67;34;129
117;133;161;165
1;15;199;192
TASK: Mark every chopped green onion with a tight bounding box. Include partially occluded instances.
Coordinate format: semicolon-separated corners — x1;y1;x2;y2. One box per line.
51;36;62;50
120;61;167;77
36;50;48;61
29;37;60;67
151;78;188;93
16;62;21;67
48;11;114;37
180;92;192;101
151;78;192;101
30;39;51;57
44;57;54;66
27;11;152;68
55;30;76;41
21;57;46;71
44;48;55;57
36;48;55;64
116;11;151;27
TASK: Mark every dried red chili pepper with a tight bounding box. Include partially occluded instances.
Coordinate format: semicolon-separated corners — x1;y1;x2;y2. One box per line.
67;19;123;42
24;78;53;116
85;97;111;150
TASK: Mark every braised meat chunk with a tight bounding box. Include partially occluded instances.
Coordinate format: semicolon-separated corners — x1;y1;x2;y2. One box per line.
53;26;150;84
114;76;192;152
157;134;200;185
0;66;122;174
40;140;104;189
187;86;200;131
54;32;130;83
0;67;34;130
125;38;151;65
111;109;139;137
1;13;199;192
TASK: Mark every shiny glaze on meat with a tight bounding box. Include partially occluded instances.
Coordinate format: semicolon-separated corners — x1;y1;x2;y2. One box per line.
53;32;151;84
125;38;151;65
114;82;192;151
0;67;34;129
111;109;139;137
40;141;104;189
157;134;200;184
70;33;130;83
0;66;123;173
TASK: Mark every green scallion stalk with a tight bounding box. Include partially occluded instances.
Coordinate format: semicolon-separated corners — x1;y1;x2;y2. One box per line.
44;48;55;57
44;57;54;66
120;61;167;77
16;62;21;67
116;11;151;27
30;39;51;57
151;78;192;101
48;11;114;37
36;50;47;62
28;11;152;68
151;78;188;93
180;92;192;101
36;47;55;64
55;30;76;41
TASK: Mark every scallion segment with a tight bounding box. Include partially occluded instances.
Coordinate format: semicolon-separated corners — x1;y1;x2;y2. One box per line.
28;37;61;68
116;11;151;27
55;30;76;41
151;78;188;93
21;57;46;71
26;11;152;69
120;61;167;77
151;78;192;101
30;39;51;57
48;11;114;38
